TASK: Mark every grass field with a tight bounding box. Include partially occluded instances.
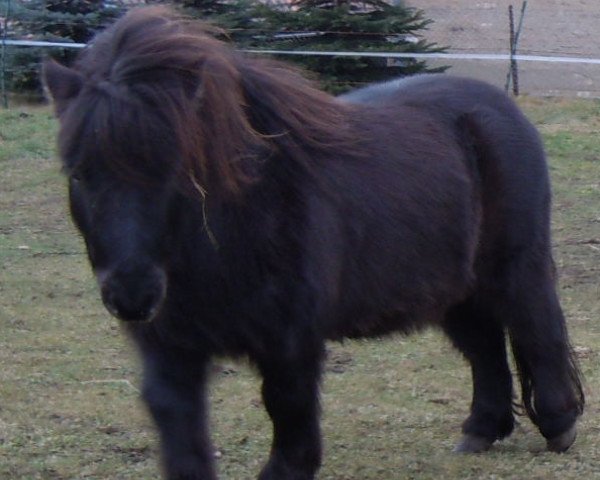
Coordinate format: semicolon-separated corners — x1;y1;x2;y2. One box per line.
1;98;599;479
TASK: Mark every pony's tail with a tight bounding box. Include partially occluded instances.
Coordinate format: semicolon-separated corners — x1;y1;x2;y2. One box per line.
510;330;585;430
509;340;533;418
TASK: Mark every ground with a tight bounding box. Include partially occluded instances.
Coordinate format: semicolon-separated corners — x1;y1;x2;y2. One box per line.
0;99;599;479
405;0;600;96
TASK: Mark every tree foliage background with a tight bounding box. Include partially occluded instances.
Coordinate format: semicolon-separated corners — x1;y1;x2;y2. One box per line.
1;0;446;98
197;0;447;93
2;0;126;96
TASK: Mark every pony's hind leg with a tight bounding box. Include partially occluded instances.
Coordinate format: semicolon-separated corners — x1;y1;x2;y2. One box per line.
503;259;584;452
443;299;515;452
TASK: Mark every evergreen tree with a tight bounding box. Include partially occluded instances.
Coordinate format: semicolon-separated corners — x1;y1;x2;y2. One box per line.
208;0;448;93
175;0;245;16
3;0;125;95
3;0;444;97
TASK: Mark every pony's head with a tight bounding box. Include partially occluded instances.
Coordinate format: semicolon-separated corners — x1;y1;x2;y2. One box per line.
43;6;355;322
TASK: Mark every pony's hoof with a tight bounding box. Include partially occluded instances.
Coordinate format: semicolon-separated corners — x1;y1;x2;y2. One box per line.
453;434;493;453
547;424;577;453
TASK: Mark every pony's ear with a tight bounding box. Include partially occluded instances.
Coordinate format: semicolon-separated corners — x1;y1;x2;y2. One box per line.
42;59;83;114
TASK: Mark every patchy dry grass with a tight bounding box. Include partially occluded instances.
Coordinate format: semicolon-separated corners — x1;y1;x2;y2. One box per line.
0;99;599;479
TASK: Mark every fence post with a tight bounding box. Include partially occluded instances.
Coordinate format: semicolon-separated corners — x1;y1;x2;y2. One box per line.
506;5;516;94
505;1;527;96
1;0;11;108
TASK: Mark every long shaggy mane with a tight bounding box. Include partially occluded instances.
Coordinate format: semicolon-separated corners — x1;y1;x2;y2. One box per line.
61;6;359;196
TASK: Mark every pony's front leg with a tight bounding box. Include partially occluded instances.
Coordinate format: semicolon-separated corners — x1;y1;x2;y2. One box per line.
139;342;216;480
257;341;324;480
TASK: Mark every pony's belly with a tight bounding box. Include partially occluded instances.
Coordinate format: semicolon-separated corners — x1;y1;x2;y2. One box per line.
327;307;445;341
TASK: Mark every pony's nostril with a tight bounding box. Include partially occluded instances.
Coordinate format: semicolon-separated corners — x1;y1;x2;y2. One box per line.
137;290;163;316
101;286;120;316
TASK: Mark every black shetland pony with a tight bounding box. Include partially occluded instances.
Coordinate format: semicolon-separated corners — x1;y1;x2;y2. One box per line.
43;7;584;480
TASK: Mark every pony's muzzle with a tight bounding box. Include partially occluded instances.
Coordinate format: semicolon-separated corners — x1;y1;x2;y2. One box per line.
99;263;167;322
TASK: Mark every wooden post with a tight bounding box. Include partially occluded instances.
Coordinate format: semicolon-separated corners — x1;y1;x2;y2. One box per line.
505;1;527;96
505;5;516;94
1;0;11;108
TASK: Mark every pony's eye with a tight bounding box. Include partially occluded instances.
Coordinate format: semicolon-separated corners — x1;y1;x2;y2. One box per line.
70;172;83;183
69;166;89;184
